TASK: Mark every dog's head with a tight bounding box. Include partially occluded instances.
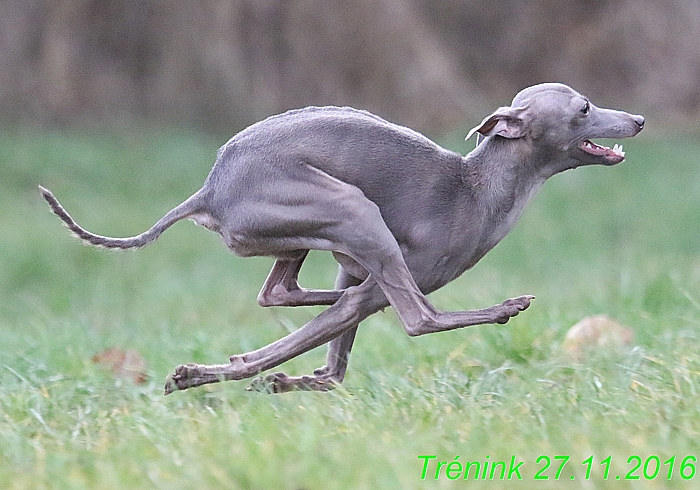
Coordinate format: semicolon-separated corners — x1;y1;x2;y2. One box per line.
467;83;644;169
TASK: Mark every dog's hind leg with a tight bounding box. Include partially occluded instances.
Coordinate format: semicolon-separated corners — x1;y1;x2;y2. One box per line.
257;250;345;307
248;270;363;392
164;277;384;394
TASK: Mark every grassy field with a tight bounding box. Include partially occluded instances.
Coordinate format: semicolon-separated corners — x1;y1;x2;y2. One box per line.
1;125;700;489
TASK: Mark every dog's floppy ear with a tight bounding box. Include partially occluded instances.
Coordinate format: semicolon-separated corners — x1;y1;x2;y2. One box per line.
466;106;528;141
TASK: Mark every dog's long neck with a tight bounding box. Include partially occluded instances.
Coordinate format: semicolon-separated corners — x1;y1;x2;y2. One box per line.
465;137;545;212
462;137;547;247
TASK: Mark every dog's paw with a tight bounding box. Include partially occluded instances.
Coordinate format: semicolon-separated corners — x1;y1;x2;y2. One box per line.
246;372;289;393
164;363;196;395
163;363;221;395
246;372;337;394
495;295;535;324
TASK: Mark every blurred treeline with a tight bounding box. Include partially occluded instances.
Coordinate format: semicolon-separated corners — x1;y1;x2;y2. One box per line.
1;0;698;134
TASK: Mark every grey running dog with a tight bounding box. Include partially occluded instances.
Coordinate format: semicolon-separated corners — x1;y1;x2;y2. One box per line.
39;83;644;394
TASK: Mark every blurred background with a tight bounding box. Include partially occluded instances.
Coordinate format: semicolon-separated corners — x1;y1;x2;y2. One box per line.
2;0;699;135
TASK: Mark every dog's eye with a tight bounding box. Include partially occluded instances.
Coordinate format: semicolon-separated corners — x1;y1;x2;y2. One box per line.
580;101;590;115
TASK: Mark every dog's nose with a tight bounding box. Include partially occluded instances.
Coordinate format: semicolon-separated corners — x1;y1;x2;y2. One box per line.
634;115;645;129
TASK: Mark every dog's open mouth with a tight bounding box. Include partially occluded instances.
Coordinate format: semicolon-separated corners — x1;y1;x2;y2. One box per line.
579;140;626;163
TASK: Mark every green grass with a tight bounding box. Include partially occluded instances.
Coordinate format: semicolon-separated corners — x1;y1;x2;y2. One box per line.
1;125;700;489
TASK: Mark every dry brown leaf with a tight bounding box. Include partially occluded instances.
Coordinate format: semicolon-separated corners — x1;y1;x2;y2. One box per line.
92;347;148;384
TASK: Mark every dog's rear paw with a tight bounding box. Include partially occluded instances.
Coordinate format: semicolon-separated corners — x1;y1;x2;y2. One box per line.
247;372;338;394
163;362;224;395
164;373;179;395
164;363;197;395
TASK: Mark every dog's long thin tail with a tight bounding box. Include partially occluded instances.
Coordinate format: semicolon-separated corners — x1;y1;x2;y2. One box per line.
39;185;206;250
